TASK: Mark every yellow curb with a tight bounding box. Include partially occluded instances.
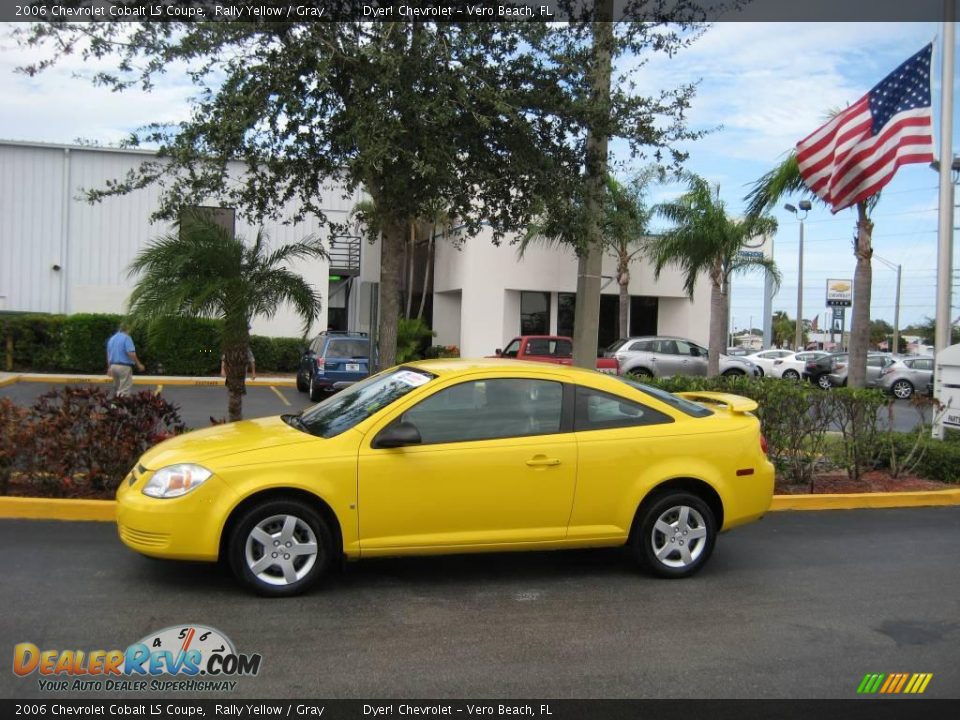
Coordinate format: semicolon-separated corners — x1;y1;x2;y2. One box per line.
0;375;20;388
2;490;959;524
770;489;960;511
0;497;116;522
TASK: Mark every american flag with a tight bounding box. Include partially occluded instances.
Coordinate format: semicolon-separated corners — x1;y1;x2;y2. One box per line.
796;44;934;213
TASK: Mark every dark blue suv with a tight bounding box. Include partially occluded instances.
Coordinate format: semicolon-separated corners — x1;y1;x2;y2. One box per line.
297;331;373;401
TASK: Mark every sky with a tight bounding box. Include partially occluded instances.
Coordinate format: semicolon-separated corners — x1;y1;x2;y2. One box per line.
1;20;957;332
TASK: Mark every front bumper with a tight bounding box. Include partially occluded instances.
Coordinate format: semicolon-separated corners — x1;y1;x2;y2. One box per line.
115;468;239;561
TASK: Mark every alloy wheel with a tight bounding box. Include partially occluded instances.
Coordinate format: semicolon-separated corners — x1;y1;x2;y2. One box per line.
650;505;708;569
244;514;318;586
892;380;914;400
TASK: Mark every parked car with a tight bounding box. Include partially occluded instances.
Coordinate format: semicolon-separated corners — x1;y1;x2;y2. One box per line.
826;352;893;388
116;360;775;595
876;356;934;399
495;335;620;374
296;331;373;401
742;349;795;376
803;352;845;389
726;347;749;357
769;350;830;380
607;336;761;378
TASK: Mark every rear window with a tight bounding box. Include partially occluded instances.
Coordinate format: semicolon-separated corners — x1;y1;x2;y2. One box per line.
605;339;628;353
325;339;370;359
615;377;713;418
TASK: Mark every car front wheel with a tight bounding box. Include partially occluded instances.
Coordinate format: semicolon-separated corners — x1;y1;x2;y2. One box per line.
891;379;914;400
817;374;832;390
722;369;745;377
632;492;716;578
782;369;800;380
296;372;308;393
228;499;333;597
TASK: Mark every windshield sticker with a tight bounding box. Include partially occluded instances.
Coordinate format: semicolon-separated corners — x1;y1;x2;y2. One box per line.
394;370;431;387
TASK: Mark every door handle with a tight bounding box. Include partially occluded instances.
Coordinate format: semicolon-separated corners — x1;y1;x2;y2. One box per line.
526;457;561;467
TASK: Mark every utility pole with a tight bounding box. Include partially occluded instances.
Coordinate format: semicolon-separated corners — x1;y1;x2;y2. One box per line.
935;2;955;357
875;255;902;354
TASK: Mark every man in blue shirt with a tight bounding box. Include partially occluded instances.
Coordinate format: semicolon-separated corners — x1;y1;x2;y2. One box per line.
106;323;145;397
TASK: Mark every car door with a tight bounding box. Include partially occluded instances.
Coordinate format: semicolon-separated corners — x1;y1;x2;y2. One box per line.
680;341;708;376
652;339;682;376
567;384;681;540
356;376;577;553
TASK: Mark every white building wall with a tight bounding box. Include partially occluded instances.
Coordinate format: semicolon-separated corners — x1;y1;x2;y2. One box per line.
1;140;359;338
433;228;714;356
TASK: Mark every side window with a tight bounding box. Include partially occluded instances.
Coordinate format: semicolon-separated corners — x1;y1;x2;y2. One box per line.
401;379;564;444
574;386;673;432
629;340;652;352
502;339;521;358
675;340;696;356
654;340;678;354
553;339;573;358
526;339;551;356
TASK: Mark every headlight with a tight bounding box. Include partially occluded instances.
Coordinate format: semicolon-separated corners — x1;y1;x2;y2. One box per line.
142;464;213;499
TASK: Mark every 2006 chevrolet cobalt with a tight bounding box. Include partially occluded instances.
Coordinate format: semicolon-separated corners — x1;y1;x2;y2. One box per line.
117;359;774;596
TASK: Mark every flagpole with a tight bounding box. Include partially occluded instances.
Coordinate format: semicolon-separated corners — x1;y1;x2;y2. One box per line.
935;5;955;358
934;5;955;441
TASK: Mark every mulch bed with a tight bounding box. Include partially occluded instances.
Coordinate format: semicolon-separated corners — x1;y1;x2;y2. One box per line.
776;470;951;495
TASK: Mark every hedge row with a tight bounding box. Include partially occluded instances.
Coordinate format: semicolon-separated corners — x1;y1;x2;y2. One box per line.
0;312;306;375
634;374;956;487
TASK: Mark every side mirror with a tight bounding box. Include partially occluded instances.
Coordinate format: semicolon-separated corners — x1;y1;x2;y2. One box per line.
373;421;422;449
495;348;502;356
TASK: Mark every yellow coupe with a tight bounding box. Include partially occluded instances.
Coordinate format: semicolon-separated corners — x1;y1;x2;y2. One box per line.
117;360;774;596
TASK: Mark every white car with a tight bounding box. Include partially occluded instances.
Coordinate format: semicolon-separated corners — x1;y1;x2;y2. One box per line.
743;349;796;376
769;350;830;380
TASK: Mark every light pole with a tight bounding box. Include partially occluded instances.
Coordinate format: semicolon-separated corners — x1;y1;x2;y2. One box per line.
874;255;902;354
784;200;812;350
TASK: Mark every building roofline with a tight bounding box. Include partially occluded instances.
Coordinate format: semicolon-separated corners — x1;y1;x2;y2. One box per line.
0;138;158;156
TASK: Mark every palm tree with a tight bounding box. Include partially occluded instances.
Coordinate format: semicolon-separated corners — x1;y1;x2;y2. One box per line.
127;211;326;422
649;174;780;376
745;151;877;388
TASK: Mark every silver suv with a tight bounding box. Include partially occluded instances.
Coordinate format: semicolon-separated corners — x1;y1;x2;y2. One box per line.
605;336;761;378
825;352;893;388
876;356;934;399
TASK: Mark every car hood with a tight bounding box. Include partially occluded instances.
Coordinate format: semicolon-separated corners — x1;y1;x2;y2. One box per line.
138;416;318;470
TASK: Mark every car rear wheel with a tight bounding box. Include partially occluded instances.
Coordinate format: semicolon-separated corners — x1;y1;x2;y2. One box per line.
631;368;654;378
782;369;800;380
891;379;914;400
228;499;332;597
632;492;716;578
296;373;308;393
817;374;832;390
722;369;745;377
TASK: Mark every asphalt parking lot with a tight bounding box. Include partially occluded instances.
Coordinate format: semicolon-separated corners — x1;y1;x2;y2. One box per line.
1;508;958;699
0;380;934;432
0;381;313;429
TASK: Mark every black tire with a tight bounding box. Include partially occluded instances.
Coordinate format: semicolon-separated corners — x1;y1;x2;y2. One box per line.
891;379;914;400
631;368;654;378
722;369;745;377
308;375;325;402
228;498;333;597
296;372;308;393
782;369;800;380
631;491;717;579
817;374;832;390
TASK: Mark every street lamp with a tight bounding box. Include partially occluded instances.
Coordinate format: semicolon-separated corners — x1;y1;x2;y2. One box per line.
784;200;812;350
874;255;902;354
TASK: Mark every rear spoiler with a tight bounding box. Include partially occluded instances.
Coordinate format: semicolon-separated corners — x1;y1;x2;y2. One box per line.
676;392;758;414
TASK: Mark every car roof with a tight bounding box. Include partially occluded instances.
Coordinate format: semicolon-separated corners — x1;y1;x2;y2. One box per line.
405;357;604;381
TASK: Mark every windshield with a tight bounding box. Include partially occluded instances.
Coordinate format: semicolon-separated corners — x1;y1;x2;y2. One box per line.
615;377;714;418
295;367;436;438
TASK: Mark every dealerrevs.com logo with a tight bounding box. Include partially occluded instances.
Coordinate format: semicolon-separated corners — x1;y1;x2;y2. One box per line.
13;624;262;693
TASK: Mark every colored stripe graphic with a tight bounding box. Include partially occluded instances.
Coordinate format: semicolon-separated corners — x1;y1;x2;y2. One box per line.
857;673;932;694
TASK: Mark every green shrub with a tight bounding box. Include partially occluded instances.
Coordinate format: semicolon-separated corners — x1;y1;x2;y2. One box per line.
249;335;278;372
60;313;124;372
829;388;888;481
878;431;960;484
141;316;222;375
0;313;66;371
397;318;436;363
271;338;305;372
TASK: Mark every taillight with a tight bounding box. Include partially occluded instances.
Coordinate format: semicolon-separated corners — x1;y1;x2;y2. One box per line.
760;434;768;455
315;358;325;372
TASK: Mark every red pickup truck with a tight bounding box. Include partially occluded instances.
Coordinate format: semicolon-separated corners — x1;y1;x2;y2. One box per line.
494;335;620;375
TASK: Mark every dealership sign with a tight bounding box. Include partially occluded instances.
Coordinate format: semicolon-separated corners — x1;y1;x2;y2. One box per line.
826;279;853;307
